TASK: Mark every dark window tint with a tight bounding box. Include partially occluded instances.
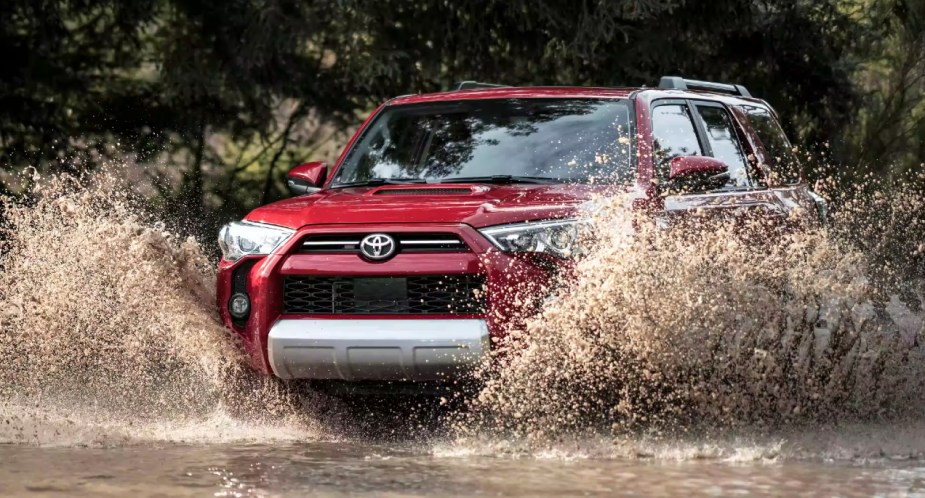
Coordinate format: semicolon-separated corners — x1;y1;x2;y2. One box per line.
333;99;635;186
741;107;801;184
695;105;749;188
651;104;702;180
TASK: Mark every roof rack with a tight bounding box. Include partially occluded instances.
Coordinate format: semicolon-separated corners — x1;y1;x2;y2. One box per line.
658;76;752;98
455;81;509;91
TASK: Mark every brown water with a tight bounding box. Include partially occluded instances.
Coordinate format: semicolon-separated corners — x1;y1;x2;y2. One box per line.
5;429;925;497
2;171;925;496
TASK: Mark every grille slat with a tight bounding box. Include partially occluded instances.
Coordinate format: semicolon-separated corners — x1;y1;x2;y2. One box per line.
283;275;487;315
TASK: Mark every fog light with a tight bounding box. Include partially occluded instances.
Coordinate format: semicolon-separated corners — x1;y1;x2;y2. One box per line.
229;293;251;319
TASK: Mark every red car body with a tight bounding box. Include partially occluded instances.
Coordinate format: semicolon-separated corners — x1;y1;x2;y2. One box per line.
217;79;823;381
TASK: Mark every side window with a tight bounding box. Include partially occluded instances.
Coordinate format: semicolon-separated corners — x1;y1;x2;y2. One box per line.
741;106;801;184
651;104;702;181
694;105;749;188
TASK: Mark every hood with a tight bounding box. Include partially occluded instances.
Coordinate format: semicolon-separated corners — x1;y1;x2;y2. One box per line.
245;183;620;229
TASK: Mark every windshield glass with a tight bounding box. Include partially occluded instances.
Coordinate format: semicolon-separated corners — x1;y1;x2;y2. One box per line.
331;98;635;186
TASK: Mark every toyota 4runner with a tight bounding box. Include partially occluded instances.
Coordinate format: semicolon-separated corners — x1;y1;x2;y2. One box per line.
217;76;825;383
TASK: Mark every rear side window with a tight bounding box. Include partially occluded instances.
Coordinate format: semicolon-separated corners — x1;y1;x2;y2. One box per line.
651;104;702;180
694;105;749;188
741;107;801;184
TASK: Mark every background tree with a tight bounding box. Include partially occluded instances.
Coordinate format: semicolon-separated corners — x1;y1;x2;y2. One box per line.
0;0;921;236
839;0;924;181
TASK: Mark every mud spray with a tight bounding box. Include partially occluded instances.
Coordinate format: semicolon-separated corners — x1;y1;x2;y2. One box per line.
446;175;925;459
1;169;924;460
0;172;333;446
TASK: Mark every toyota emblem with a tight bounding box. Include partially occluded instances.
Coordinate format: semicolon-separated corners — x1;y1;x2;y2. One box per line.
359;233;397;261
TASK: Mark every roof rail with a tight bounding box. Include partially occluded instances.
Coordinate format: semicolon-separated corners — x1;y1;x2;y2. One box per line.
658;76;752;98
455;81;509;91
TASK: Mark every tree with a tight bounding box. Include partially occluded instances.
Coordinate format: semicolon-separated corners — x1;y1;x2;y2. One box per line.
0;0;358;212
0;0;873;220
839;0;925;180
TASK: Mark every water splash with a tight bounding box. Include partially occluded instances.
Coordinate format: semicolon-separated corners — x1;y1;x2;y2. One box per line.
0;171;323;445
3;168;925;460
452;186;925;453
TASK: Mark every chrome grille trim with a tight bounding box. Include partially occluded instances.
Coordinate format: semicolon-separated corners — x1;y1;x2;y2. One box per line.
302;240;361;246
299;233;469;253
400;239;464;245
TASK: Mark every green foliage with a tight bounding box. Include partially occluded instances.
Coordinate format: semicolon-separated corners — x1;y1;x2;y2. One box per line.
0;0;920;225
839;0;925;179
1;0;363;224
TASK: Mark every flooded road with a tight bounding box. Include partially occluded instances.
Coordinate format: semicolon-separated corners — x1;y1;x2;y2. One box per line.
4;439;925;497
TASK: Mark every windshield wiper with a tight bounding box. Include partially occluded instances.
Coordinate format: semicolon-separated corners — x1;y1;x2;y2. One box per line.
438;175;559;185
330;177;428;188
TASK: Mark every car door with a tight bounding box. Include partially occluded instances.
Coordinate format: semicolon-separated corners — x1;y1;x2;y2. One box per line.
648;98;794;223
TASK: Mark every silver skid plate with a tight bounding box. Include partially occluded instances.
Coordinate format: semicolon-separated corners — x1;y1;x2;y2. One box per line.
267;318;489;381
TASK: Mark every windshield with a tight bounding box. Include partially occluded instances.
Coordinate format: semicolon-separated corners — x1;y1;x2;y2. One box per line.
330;98;635;186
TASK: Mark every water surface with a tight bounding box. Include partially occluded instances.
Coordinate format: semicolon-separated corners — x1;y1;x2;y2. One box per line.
4;440;925;497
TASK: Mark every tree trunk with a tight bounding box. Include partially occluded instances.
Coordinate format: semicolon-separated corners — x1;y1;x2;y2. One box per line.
181;124;206;218
261;112;301;205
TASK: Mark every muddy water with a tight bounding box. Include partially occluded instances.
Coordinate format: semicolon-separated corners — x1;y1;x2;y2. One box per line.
2;172;925;496
4;434;925;497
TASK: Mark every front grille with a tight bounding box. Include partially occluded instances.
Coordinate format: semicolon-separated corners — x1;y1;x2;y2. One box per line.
283;275;487;314
299;233;468;254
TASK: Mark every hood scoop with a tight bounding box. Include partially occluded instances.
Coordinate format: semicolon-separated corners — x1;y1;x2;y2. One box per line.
372;186;474;195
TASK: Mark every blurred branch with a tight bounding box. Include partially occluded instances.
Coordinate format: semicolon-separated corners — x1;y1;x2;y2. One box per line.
260;105;306;204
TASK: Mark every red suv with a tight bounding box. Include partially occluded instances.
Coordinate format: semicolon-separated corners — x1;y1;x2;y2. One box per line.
217;76;825;383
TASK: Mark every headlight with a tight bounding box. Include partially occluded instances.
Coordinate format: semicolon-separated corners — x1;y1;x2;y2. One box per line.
478;219;585;258
218;221;295;262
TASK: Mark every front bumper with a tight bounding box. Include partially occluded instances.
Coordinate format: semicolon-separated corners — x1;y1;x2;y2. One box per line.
218;222;559;380
267;318;490;381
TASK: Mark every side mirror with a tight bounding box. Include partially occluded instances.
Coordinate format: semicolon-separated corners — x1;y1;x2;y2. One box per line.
668;156;730;193
287;161;328;195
